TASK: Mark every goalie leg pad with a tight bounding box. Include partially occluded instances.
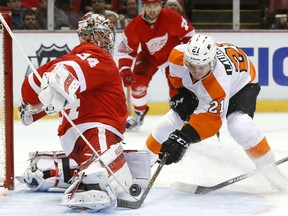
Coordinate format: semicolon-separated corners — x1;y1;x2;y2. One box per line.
101;143;133;198
62;162;117;211
124;149;151;189
81;142;133;197
16;151;79;191
61;167;117;211
62;142;132;210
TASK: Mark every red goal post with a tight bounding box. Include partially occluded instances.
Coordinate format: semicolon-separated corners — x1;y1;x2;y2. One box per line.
0;7;14;190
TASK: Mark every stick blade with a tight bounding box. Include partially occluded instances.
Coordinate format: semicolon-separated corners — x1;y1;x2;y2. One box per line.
117;198;142;209
171;182;212;194
170;182;198;193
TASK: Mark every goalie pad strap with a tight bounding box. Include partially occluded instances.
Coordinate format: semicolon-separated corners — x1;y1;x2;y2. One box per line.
62;157;72;183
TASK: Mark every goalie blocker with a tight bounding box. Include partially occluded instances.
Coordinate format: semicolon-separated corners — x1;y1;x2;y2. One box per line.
16;146;151;211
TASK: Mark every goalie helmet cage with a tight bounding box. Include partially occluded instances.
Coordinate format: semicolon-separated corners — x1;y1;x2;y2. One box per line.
0;7;14;190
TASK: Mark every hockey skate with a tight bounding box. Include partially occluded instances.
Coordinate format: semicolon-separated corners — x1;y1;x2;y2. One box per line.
126;107;149;130
262;168;288;192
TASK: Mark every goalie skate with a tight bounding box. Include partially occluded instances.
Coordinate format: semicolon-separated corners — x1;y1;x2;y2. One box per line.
62;189;114;211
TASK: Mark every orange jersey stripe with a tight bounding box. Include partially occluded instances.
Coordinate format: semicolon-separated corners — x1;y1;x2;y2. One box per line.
168;48;185;89
168;48;184;66
202;72;226;101
245;137;271;159
169;73;184;89
146;134;162;154
188;113;222;140
187;73;225;140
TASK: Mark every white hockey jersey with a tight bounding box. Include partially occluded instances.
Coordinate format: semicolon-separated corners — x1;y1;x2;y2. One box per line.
168;42;257;140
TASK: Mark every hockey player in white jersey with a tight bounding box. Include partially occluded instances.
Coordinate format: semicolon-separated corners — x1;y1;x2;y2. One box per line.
145;34;288;191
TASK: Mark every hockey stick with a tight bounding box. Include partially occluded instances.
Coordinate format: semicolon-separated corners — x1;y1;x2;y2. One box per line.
117;154;167;209
0;13;135;198
171;155;288;195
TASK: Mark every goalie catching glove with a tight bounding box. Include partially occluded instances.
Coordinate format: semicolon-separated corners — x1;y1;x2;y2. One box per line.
38;64;80;115
159;129;192;165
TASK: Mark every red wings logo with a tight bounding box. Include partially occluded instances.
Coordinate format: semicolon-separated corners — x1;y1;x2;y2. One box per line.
145;33;168;55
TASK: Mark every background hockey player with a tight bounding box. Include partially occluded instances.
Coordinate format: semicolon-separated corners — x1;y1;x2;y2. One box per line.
145;34;288;191
17;13;145;211
117;0;195;129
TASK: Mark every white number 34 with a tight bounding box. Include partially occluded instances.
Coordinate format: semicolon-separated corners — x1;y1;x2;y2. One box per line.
76;53;99;67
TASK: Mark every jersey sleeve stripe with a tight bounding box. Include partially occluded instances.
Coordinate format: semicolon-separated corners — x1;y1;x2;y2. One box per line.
168;48;184;66
249;60;257;83
28;72;42;94
189;112;222;140
202;72;226;101
168;73;184;89
180;29;195;42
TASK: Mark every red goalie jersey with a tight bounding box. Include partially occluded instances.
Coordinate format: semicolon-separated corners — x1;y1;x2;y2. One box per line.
21;42;128;154
118;8;195;68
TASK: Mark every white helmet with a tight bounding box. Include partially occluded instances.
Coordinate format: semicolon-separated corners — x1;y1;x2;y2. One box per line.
78;13;116;56
184;34;216;66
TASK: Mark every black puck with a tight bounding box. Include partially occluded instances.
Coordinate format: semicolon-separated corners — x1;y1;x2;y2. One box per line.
129;184;141;196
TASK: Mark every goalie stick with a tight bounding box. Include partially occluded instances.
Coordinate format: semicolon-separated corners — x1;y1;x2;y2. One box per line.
171;155;288;195
117;154;167;209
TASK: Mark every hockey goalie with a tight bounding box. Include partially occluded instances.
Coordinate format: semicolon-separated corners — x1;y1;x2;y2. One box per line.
16;13;150;211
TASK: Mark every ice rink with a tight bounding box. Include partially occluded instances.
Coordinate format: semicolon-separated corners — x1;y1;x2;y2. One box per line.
1;113;288;216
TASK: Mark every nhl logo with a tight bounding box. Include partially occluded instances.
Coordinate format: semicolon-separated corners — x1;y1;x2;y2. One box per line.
26;44;71;76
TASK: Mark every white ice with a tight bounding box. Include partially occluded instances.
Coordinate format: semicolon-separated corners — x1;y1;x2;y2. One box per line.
1;113;288;216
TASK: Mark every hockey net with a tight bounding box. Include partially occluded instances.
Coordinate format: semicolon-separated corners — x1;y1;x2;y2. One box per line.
0;7;14;190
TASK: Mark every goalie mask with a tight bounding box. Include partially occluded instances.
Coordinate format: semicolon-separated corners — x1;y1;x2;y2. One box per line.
184;34;217;69
78;13;116;56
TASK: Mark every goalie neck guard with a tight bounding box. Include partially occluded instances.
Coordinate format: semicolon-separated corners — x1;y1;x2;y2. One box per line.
78;13;116;56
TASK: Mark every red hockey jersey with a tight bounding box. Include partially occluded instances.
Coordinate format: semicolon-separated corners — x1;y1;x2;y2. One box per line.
21;42;128;154
118;8;195;69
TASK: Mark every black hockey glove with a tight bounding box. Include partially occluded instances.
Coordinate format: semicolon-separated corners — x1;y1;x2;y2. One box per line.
170;88;199;121
159;130;191;165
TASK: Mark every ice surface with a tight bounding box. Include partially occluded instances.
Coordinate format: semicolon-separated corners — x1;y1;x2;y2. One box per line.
1;113;288;216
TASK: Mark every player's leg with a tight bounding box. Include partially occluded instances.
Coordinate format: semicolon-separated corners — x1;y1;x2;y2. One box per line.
227;83;288;191
126;52;158;129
